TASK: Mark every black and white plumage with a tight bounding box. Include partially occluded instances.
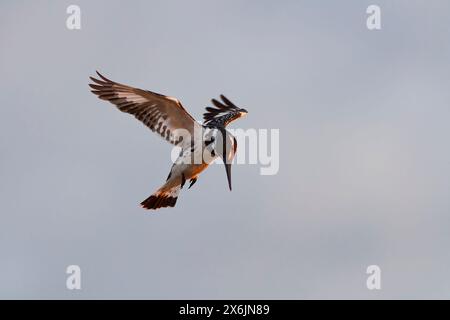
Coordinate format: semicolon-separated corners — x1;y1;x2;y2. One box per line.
89;71;248;210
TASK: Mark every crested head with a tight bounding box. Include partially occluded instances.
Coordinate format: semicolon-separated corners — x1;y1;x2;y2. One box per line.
203;95;248;127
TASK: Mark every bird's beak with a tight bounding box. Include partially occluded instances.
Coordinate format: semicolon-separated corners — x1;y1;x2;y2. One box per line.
224;159;232;191
220;127;233;191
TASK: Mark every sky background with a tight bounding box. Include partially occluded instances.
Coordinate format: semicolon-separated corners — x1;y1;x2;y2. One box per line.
1;0;450;299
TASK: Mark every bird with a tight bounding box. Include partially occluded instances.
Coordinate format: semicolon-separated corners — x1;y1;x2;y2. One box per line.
89;71;248;210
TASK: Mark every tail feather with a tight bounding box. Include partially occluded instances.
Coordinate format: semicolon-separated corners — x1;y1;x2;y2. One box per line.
141;186;180;210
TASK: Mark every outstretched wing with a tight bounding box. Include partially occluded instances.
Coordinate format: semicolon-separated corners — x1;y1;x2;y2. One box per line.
89;71;201;147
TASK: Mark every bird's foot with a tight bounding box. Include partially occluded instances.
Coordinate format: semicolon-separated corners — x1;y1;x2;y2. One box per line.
188;178;197;189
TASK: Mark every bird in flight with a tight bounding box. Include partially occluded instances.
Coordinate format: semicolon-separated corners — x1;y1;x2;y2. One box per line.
89;71;248;210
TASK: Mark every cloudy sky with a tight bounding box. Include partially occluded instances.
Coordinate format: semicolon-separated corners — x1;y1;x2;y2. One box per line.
1;0;449;299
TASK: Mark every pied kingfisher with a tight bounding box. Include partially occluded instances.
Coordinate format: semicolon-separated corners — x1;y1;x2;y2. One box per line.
89;71;248;210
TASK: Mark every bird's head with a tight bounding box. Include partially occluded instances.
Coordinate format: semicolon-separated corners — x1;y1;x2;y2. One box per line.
236;108;249;119
203;95;248;127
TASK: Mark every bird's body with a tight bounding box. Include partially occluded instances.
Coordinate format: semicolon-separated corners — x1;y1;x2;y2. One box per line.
89;72;247;210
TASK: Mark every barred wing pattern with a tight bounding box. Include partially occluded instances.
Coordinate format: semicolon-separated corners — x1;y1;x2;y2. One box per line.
89;72;201;147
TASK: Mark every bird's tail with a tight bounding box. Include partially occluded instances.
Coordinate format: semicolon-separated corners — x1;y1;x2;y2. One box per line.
140;185;181;210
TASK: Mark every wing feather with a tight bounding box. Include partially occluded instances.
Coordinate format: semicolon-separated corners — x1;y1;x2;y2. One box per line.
89;71;201;147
